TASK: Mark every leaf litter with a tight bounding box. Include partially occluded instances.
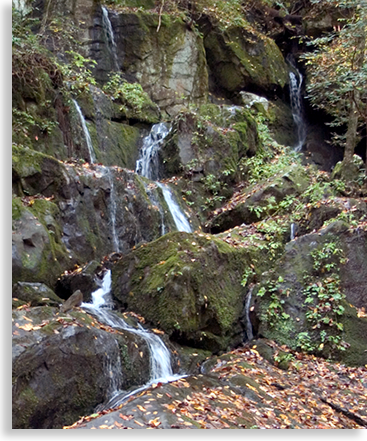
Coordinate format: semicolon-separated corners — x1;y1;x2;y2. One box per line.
64;343;367;430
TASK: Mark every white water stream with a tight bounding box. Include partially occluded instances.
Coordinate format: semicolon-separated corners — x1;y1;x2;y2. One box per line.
136;123;192;233
72;99;96;163
82;270;181;410
101;6;119;71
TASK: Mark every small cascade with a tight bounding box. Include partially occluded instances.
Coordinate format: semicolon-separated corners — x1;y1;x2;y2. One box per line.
82;270;181;410
72;99;96;163
136;123;192;233
101;6;119;71
289;70;306;152
136;123;169;181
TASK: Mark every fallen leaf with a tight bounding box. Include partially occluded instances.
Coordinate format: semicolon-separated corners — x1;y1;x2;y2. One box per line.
18;323;33;331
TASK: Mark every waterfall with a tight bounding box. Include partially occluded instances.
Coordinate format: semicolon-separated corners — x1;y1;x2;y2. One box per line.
101;6;119;71
82;270;181;410
72;99;96;163
136;123;192;233
289;71;306;152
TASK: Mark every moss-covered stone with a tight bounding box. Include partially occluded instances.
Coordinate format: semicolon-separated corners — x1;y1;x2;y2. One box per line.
204;24;289;95
111;231;254;352
159;104;259;187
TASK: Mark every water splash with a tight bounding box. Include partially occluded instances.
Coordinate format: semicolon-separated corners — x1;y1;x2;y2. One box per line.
157;182;192;233
136;123;169;181
244;285;254;342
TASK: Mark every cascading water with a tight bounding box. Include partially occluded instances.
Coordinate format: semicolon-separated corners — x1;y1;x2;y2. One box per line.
72;99;96;163
156;182;192;233
101;6;119;71
289;70;306;152
136;123;169;181
136;123;192;233
82;270;181;410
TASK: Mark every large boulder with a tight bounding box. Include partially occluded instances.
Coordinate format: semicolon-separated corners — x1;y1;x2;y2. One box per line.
208;163;310;233
111;231;255;352
12;306;151;429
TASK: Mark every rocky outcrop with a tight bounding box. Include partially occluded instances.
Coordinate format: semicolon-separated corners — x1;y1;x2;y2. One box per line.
12;146;188;287
159;104;260;181
91;9;208;114
12;306;151;429
208;163;310;233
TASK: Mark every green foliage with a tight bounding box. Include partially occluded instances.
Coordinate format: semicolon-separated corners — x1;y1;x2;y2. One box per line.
60;51;97;92
103;72;157;118
301;0;366;155
240;115;301;185
257;275;291;327
301;240;349;354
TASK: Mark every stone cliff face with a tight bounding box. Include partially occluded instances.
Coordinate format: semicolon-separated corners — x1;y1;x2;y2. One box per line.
12;0;367;429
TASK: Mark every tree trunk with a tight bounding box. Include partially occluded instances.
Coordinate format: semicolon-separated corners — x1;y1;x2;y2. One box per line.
344;93;359;164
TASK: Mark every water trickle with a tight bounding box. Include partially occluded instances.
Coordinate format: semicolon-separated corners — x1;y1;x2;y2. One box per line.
157;183;192;233
136;123;192;233
289;71;306;152
290;223;296;241
244;285;254;342
72;99;96;163
104;168;120;252
82;269;181;410
101;6;119;71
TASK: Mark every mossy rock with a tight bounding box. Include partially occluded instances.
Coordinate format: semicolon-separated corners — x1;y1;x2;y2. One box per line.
204;24;288;95
159;104;259;182
94;11;208;111
111;231;254;352
12;282;63;308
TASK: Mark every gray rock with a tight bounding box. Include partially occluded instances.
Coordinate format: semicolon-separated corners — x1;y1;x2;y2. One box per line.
60;290;83;313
